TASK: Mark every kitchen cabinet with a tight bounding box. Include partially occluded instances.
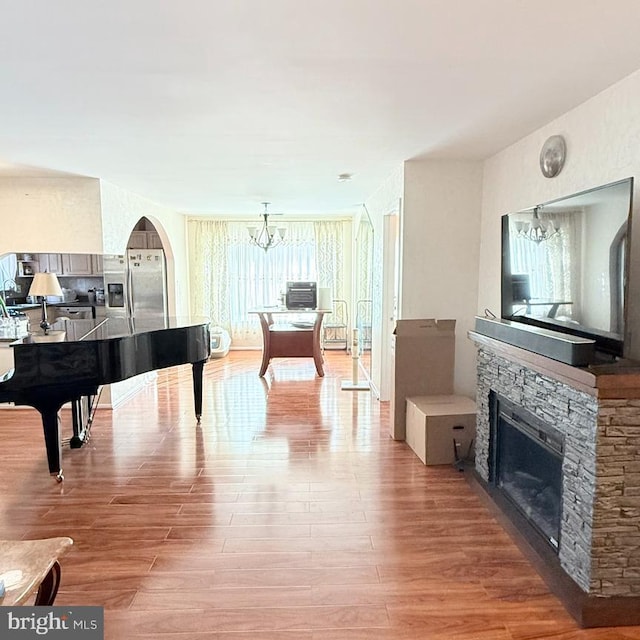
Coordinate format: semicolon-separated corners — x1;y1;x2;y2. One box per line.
62;254;93;275
128;231;163;249
91;254;103;275
37;253;103;276
36;254;63;274
52;306;94;321
128;231;148;248
147;232;163;249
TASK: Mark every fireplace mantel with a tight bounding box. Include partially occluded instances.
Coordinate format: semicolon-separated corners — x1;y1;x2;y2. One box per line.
470;330;640;627
470;330;640;397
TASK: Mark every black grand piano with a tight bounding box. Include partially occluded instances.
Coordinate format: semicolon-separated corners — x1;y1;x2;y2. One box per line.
0;316;210;480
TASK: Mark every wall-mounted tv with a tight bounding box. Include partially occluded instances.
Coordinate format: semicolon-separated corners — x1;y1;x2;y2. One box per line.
501;177;634;358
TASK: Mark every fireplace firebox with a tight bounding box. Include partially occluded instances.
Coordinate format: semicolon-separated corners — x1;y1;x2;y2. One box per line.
490;393;564;551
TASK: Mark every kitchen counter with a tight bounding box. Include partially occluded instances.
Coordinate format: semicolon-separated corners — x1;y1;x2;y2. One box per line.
12;315;209;344
7;302;106;323
7;301;105;311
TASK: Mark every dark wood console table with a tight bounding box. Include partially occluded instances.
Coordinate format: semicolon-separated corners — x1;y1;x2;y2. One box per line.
250;309;330;377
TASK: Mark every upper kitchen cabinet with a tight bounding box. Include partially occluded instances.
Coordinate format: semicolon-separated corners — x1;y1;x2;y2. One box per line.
127;217;163;250
62;253;93;275
127;230;162;249
35;253;103;276
148;232;163;249
37;253;63;274
91;254;103;275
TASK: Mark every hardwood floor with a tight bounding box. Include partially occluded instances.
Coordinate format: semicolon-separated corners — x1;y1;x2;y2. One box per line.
2;350;640;639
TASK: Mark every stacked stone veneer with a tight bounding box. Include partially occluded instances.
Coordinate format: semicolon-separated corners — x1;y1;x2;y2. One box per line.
476;345;640;596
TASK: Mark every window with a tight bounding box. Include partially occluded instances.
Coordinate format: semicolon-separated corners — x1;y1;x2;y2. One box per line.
188;218;346;347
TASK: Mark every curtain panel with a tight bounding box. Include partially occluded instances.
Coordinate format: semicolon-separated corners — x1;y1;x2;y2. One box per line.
509;210;581;321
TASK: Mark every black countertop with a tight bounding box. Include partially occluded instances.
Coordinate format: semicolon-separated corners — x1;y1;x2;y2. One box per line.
8;301;104;310
12;316;210;345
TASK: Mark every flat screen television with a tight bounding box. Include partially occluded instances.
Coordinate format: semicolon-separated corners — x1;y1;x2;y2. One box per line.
501;177;634;358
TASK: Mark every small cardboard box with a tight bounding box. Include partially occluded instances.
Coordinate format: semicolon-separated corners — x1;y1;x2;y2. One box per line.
405;395;476;465
390;319;455;440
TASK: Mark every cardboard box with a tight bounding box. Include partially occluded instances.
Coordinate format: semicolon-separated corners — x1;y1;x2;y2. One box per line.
405;395;476;465
390;319;455;440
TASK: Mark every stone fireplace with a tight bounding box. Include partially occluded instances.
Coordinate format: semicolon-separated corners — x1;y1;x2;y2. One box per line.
471;330;640;627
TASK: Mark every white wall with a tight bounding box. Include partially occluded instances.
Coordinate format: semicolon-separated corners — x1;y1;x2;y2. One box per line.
401;160;483;396
0;177;103;255
479;68;640;360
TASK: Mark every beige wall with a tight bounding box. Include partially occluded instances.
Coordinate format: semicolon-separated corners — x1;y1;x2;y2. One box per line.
0;177;103;255
479;67;640;360
364;160;484;398
401;160;483;396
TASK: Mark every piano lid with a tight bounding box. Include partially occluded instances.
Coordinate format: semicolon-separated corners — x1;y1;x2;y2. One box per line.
0;316;211;392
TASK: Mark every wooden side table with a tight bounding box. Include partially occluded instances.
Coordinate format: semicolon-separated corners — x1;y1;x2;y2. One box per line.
0;537;73;606
250;309;330;377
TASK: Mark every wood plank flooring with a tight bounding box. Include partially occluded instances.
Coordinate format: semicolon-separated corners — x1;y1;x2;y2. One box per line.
2;350;640;639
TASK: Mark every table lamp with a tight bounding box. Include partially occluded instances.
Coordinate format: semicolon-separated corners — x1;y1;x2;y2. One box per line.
28;272;62;335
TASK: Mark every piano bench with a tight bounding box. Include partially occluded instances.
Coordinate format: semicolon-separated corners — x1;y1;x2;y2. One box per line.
0;536;73;606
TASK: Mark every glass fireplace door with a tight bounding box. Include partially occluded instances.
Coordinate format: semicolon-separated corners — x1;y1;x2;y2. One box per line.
495;399;564;550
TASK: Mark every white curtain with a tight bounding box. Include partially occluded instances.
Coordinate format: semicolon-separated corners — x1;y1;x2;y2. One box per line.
0;254;18;286
355;216;374;351
187;219;229;326
314;220;345;301
188;218;345;348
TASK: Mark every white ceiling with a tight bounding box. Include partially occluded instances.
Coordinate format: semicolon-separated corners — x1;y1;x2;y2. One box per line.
2;1;640;216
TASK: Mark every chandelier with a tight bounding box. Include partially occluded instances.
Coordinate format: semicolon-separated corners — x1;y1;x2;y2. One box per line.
247;202;286;252
513;206;560;244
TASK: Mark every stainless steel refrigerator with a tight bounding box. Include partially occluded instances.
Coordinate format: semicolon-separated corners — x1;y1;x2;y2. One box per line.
103;250;168;320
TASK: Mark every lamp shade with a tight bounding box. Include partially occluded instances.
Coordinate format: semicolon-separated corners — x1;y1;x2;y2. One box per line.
28;272;63;297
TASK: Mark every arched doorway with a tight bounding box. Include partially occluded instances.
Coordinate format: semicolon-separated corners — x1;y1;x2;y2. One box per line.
123;217;172;318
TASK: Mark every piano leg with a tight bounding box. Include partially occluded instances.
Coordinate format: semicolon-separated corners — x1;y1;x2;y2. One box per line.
192;359;206;424
10;387;96;480
37;402;65;482
70;394;95;449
